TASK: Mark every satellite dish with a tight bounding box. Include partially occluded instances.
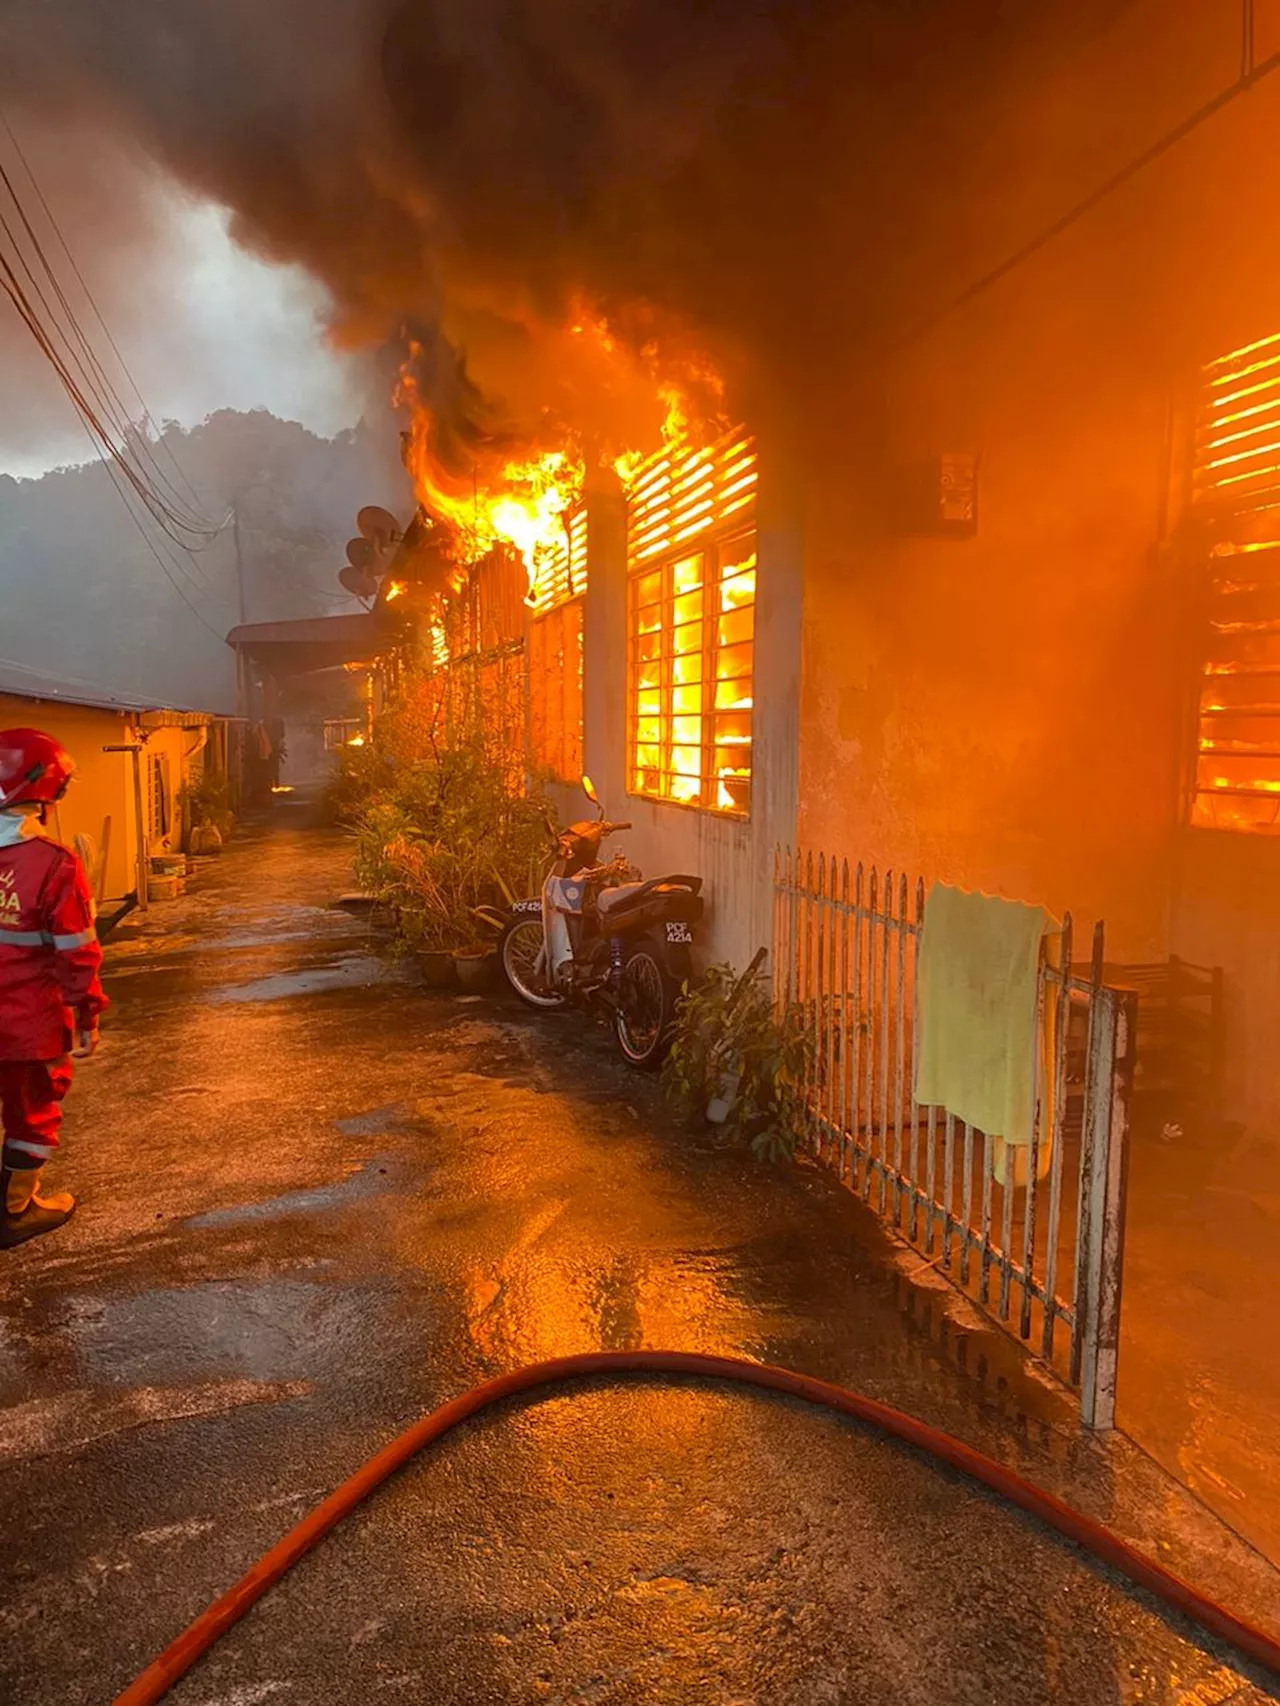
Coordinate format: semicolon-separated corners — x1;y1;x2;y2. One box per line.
357;506;401;548
339;565;378;599
346;538;376;573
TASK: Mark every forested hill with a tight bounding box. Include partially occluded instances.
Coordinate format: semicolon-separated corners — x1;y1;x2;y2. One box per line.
0;409;409;714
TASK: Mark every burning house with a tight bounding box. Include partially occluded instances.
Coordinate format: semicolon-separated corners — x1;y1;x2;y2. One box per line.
11;2;1280;1121
10;0;1280;1546
360;0;1280;1141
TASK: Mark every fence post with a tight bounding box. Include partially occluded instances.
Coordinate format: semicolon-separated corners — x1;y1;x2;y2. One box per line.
1077;986;1137;1430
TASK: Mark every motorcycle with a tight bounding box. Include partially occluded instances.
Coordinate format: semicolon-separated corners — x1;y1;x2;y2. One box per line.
497;776;704;1067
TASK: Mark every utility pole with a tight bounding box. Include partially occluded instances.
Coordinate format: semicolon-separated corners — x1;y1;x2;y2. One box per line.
232;495;247;627
233;495;250;727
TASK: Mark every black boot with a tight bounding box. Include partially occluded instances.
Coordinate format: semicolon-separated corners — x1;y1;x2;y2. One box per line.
0;1167;76;1249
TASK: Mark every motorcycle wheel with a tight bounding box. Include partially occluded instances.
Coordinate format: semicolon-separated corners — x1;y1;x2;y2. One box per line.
500;917;566;1009
614;939;676;1069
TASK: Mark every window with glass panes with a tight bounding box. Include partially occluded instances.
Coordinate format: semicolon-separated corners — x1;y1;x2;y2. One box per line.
626;433;758;815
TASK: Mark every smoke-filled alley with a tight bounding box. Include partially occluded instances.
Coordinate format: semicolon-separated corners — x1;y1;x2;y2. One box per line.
0;804;1276;1705
7;2;1280;1699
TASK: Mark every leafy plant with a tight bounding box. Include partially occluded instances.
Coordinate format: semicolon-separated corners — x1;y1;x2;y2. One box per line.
180;770;234;839
661;953;814;1163
347;673;554;953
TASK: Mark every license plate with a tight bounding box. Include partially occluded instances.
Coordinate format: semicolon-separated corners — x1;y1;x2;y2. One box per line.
665;921;693;944
512;899;543;915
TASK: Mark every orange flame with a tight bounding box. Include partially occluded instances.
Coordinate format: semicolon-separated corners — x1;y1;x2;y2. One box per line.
396;350;586;594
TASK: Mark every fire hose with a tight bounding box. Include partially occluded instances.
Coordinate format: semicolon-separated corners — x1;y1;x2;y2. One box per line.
112;1349;1280;1704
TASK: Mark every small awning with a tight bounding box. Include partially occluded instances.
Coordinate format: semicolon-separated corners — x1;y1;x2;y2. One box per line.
225;613;397;676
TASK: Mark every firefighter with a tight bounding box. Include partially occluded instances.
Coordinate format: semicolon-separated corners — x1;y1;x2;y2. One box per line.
0;728;107;1250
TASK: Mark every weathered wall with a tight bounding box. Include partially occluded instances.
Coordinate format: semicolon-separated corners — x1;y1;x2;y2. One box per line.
0;696;137;898
797;2;1280;1128
139;720;211;856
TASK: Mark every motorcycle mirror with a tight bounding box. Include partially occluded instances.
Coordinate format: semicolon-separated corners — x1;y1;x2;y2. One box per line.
581;774;599;806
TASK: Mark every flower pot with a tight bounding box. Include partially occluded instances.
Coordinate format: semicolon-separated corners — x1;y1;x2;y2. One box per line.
189;823;223;856
706;1069;742;1126
454;949;496;994
147;874;180;904
418;950;458;990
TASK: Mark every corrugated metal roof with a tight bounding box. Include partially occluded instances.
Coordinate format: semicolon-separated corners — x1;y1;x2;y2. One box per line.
225;611;398;676
0;660;202;716
225;613;386;648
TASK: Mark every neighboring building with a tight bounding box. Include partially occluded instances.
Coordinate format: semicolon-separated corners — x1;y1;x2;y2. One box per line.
225;611;405;794
0;664;227;902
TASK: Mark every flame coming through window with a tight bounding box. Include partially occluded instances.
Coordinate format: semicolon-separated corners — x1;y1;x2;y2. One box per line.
527;508;588;616
1192;333;1280;832
626;431;758;816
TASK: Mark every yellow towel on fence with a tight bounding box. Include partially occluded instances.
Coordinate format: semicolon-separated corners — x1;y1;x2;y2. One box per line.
914;883;1058;1187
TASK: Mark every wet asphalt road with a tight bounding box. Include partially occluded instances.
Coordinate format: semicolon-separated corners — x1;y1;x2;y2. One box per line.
1;804;1278;1705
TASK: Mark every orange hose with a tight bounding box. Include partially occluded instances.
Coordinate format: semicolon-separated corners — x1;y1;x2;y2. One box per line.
112;1350;1280;1704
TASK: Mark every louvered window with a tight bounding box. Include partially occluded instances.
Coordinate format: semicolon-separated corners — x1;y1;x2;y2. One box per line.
627;432;758;815
527;509;588;616
1191;333;1280;832
527;508;586;782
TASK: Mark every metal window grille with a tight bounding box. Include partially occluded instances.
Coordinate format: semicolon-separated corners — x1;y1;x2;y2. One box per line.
323;719;363;752
426;549;529;782
626;432;758;816
1191;331;1280;831
529;598;585;783
147;753;171;843
774;849;1136;1429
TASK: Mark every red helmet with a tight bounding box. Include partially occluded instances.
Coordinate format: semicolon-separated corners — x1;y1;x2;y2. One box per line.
0;728;75;809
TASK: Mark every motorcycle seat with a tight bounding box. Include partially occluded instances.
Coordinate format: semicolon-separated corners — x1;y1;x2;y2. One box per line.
596;882;647;914
596;875;703;915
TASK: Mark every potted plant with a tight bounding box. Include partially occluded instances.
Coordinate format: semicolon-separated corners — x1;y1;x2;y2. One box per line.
662;951;813;1163
350;716;554;997
453;941;497;993
182;771;235;854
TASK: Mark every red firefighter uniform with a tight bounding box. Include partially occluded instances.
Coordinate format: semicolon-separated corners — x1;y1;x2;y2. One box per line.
0;832;107;1168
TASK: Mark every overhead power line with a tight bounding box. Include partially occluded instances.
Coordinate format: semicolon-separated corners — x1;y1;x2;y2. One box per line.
0;101;221;542
0;118;239;639
1;103;209;518
0;243;218;594
0;162;218;545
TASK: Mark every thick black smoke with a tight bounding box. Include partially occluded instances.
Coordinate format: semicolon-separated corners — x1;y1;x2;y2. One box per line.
0;0;1143;462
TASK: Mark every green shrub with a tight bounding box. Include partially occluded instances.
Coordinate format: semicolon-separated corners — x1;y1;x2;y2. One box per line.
352;731;553;953
661;955;814;1163
180;770;234;840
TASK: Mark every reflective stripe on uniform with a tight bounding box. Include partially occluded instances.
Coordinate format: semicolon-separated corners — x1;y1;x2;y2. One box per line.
0;927;95;949
52;928;97;950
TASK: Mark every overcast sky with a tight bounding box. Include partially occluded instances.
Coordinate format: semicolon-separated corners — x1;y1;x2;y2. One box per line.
0;131;367;480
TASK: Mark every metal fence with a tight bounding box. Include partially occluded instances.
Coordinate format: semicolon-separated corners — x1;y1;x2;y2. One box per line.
774;849;1137;1429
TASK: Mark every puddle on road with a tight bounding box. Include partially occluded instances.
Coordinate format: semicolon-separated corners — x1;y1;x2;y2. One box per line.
59;1276;370;1388
187;1155;397;1228
208;955;399;1004
334;1104;411;1138
0;1377;312;1466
